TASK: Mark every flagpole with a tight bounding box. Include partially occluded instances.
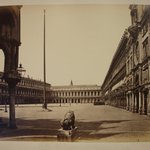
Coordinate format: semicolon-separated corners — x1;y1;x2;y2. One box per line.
43;9;47;109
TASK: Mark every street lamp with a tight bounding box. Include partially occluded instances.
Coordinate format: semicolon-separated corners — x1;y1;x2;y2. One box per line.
17;63;26;77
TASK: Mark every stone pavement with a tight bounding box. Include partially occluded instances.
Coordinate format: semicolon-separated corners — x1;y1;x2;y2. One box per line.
0;103;150;142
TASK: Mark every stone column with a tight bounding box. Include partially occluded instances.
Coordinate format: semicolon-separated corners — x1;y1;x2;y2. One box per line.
4;71;21;129
138;90;142;114
141;92;145;115
128;93;131;111
131;92;135;112
8;84;16;128
134;93;137;113
126;94;129;110
96;91;98;96
122;93;127;109
148;60;150;81
147;89;150;116
6;77;19;129
147;60;150;115
124;93;127;109
142;92;147;115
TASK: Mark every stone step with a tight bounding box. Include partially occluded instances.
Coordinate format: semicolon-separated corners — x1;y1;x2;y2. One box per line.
57;127;78;142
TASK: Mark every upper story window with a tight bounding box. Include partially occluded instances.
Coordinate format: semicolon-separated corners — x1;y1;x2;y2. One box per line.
143;37;149;58
143;22;148;36
126;60;129;75
132;41;139;66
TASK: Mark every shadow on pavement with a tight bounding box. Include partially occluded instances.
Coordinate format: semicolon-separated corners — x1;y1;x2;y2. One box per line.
76;120;130;140
0;118;60;138
0;118;130;141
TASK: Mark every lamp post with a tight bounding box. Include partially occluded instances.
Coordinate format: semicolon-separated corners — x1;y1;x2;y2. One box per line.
17;64;26;77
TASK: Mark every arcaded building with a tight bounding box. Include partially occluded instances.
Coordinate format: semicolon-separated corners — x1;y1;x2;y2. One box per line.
0;72;51;105
125;5;150;115
102;5;150;115
101;31;128;108
0;72;101;105
51;81;101;104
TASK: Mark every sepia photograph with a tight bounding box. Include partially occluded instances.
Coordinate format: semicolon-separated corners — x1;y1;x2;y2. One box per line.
0;0;150;149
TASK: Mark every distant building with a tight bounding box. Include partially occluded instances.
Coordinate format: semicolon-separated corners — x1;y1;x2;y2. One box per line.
0;72;51;105
0;72;101;105
51;81;101;104
101;5;150;115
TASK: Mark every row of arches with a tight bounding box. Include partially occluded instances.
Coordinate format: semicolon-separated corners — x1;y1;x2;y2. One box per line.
53;98;99;104
52;90;101;97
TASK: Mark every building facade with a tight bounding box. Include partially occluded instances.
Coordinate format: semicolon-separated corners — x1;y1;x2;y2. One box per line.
0;73;102;105
101;5;150;115
101;31;128;108
125;5;150;115
0;72;51;105
51;81;101;104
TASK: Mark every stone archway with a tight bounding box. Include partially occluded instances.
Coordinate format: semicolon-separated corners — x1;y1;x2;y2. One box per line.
0;7;21;75
0;6;22;128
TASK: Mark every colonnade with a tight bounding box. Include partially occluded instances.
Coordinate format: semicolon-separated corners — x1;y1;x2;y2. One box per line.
52;90;100;97
53;98;99;104
51;89;101;104
126;89;148;115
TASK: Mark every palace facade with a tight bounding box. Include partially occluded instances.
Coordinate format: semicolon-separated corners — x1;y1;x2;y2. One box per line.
102;5;150;115
51;81;101;104
0;72;51;105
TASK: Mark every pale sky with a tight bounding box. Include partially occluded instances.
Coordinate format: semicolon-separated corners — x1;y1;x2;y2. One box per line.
0;4;131;86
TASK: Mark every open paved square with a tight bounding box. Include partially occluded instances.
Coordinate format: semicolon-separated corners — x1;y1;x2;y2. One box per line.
0;103;150;142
